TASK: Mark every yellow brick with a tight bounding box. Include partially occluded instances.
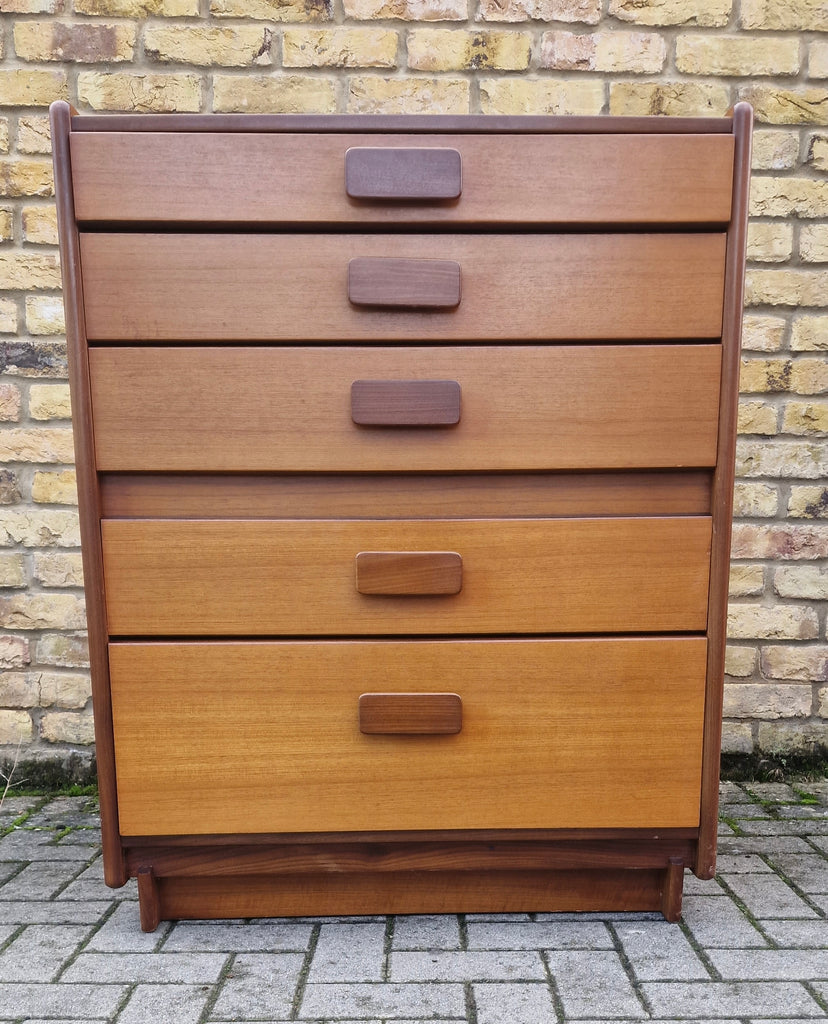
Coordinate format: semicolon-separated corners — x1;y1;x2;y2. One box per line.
212;0;330;20
22;205;58;245
725;643;758;676
738;399;778;434
480;78;603;115
729;564;765;597
792;315;828;351
609;81;730;117
343;0;466;19
0;300;17;334
810;41;828;79
742;314;787;352
0;159;53;198
676;34;800;76
746;269;828;307
37;633;89;668
25;296;65;336
0;70;67;108
746;222;794;263
39;671;91;708
478;0;600;23
348;76;469;114
78;72;202;112
40;711;95;745
0;594;86;630
2;672;40;706
74;0;199;15
0;711;33;746
782;401;828;435
788;485;828;517
740;84;828;125
0;553;26;588
791;358;828;394
0;209;11;243
733;481;779;517
739;357;791;392
3;0;61;10
609;0;730;26
728;603;819;641
33;552;84;588
14;21;136;63
143;25;273;67
32;470;78;505
736;438;828;478
741;0;828;31
540;30;665;73
0;509;80;547
17;115;51;155
284;28;397;68
809;134;828;170
213;75;336;113
0;383;21;422
408;29;530;71
0;253;61;290
0;428;75;463
750;177;828;217
0;120;8;155
800;224;828;262
752;129;800;171
29;384;71;420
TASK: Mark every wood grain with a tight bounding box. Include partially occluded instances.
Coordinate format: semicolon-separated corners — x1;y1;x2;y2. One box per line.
355;551;463;595
79;233;727;341
348;257;461;309
109;637;707;835
89;346;722;472
358;692;462;735
345;146;462;199
351;379;461;426
70;131;733;225
101;517;712;636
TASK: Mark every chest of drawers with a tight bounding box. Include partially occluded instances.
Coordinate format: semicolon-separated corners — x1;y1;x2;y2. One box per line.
51;102;752;930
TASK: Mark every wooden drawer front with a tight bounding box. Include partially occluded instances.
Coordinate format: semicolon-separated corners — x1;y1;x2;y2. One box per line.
101;517;712;636
79;233;726;342
90;345;721;473
70;132;734;226
109;638;707;835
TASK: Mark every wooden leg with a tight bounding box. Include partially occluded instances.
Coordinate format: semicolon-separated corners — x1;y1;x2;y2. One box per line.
661;857;684;922
137;866;161;932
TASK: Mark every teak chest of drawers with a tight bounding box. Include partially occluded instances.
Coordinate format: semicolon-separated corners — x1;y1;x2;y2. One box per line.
51;101;752;930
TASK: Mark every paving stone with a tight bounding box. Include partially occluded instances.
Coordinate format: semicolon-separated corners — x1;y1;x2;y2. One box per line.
298;983;466;1019
164;921;313;953
747;783;800;801
810;836;828;854
0;832;90;861
1;861;83;900
56;859;113;901
25;798;99;830
759;918;828;946
466;920;613;949
86;903;170;952
474;981;556;1024
117;982;212;1024
392;915;461;950
62;951;228;983
0;984;126;1017
709;947;828;979
812;981;828;1003
778;805;828;819
0;924;90;981
768;853;828;892
0;901;110;925
0;865;21;887
682;895;768;947
390;950;544;981
547;950;644;1018
642;980;824;1017
719;837;814;854
684;874;725;895
721;872;820;918
738;820;828;835
0;797;39;819
210;953;305;1019
614;920;710;980
306;921;386;983
54;831;100;848
721;781;753;803
809;893;828;913
716;854;774;873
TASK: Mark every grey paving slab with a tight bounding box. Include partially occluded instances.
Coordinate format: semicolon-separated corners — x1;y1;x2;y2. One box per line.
117;983;212;1024
473;981;556;1024
62;951;228;984
0;983;127;1017
642;981;825;1018
0;900;110;924
209;953;305;1020
681;895;769;947
298;982;466;1019
716;853;774;873
547;950;644;1018
769;853;828;892
25;798;100;830
810;893;828;914
0;924;91;981
683;874;725;895
614;920;711;981
721;871;821;917
1;861;85;900
0;831;92;860
0;796;39;819
389;950;545;982
737;819;828;835
758;918;828;946
719;836;815;854
708;947;828;979
85;903;170;952
306;921;386;983
163;921;313;953
57;860;115;901
778;805;828;819
0;865;21;887
466;920;613;950
392;914;461;950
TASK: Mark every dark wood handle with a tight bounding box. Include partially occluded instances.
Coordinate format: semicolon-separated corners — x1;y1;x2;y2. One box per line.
348;258;461;309
355;551;462;595
359;693;462;735
345;147;462;200
351;379;460;427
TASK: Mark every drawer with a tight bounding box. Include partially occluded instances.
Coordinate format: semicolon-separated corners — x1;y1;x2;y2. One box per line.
70;131;734;226
89;345;722;473
79;233;726;342
109;637;708;835
101;517;712;636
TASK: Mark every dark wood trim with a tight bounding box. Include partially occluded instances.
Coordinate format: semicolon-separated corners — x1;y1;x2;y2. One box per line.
697;101;753;878
137;867;160;932
661;857;685;922
49;100;126;889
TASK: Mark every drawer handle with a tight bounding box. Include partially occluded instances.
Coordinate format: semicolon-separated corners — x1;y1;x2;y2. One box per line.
359;693;462;735
351;379;461;427
345;147;462;200
355;551;462;595
348;257;461;309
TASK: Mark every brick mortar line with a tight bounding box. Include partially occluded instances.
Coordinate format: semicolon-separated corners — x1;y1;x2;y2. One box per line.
539;947;565;1024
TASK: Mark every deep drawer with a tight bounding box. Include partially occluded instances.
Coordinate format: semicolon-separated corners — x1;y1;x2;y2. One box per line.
109;637;707;836
79;233;726;342
89;345;722;473
70;131;734;226
101;517;712;636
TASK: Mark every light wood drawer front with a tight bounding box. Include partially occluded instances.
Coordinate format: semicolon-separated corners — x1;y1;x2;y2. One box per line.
109;637;707;836
90;345;721;473
79;233;726;341
101;517;712;636
70;132;734;226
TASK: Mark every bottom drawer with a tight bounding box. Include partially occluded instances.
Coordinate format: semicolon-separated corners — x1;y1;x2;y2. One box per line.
110;638;707;837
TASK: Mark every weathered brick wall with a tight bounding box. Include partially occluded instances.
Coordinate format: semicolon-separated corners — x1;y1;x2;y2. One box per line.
1;0;827;769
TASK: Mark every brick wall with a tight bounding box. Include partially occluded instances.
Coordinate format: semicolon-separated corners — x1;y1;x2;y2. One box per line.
1;0;827;768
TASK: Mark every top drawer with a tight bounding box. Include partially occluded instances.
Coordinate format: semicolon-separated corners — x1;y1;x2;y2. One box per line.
69;132;734;227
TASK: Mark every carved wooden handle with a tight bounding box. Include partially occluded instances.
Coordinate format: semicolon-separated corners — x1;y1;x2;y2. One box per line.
348;258;461;309
355;551;462;595
345;147;462;200
351;379;460;426
359;693;463;735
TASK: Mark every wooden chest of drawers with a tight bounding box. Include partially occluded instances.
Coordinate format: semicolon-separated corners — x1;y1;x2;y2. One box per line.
51;101;752;930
